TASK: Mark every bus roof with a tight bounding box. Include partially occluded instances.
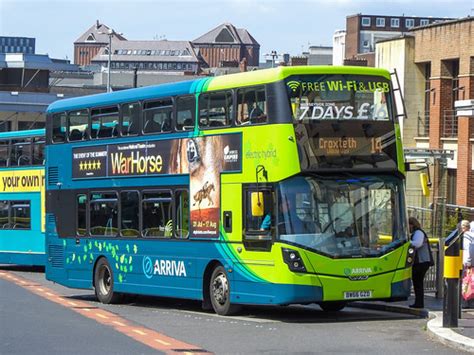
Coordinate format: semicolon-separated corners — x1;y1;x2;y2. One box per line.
47;66;391;114
0;128;45;139
204;65;392;91
47;78;210;114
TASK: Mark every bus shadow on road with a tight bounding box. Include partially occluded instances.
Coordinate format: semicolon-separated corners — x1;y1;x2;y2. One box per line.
0;265;45;273
66;293;415;324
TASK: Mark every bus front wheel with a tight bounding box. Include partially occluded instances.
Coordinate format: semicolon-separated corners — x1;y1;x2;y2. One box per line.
319;301;346;312
209;265;241;316
94;258;122;304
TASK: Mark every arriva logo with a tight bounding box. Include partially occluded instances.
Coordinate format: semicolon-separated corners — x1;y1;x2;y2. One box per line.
143;256;154;279
287;80;301;92
351;267;372;274
143;257;187;278
154;259;187;277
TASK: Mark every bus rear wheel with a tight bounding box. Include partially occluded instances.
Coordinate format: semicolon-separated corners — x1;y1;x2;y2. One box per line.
94;258;122;304
209;265;241;316
319;301;346;312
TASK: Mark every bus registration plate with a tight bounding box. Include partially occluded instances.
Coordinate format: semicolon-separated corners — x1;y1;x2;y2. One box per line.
343;290;372;299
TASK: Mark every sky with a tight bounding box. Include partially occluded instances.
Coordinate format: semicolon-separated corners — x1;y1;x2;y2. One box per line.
0;0;472;62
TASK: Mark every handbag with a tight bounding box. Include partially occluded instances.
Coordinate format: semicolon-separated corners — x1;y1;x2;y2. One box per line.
462;268;474;301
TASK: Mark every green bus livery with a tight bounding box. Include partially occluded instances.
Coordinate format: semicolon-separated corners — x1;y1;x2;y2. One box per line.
45;66;413;315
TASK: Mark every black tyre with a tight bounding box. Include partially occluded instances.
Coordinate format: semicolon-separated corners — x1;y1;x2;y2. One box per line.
319;301;346;312
94;258;122;304
209;265;241;316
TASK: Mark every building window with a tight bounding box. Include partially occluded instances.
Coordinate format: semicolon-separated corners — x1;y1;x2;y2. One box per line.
376;18;385;27
390;18;400;28
405;19;415;28
363;40;370;48
361;17;371;27
420;19;429;26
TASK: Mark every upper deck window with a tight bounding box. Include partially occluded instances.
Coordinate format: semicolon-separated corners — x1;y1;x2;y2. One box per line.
236;86;267;125
32;138;45;165
11;139;31;166
52;113;67;143
68;110;88;141
199;91;233;128
286;74;392;122
143;98;173;134
0;140;8;167
121;102;140;136
91;106;119;139
176;96;195;131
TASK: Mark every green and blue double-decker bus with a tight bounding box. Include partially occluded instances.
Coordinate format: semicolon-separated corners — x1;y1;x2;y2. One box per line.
45;66;413;315
0;129;46;266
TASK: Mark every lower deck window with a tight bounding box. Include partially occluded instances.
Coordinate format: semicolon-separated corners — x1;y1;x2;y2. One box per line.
90;193;118;236
0;200;31;229
142;191;172;237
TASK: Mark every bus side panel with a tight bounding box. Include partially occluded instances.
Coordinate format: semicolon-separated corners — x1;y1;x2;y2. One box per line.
0;192;45;266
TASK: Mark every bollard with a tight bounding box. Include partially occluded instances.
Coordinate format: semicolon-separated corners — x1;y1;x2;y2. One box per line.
442;230;463;328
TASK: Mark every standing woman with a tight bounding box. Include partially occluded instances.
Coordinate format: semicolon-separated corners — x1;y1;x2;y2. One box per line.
408;217;432;308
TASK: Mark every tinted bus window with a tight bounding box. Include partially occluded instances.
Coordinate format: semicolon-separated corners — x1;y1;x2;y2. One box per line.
237;86;267;125
120;191;139;237
142;191;172;237
143;99;173;134
90;192;118;237
0;201;8;227
174;190;189;239
91;106;119;139
68;110;88;141
11;201;30;229
121;102;140;136
0;140;9;166
77;194;87;237
199;91;233;128
11;139;31;166
32;138;45;165
176;96;195;131
52;113;66;143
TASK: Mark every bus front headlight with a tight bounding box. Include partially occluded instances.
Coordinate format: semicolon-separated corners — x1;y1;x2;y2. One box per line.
282;248;306;273
405;247;415;267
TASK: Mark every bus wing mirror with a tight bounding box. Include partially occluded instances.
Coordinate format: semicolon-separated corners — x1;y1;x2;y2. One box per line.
251;192;264;217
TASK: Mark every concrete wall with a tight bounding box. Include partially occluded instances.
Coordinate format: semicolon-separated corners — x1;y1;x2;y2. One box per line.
376;37;425;148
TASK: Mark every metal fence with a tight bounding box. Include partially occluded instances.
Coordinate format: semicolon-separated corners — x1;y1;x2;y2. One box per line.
408;204;474;295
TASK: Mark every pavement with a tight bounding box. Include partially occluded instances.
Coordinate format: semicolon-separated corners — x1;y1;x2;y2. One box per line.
352;293;474;353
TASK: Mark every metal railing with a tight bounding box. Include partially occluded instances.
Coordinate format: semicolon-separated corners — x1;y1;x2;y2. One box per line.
417;111;430;137
408;204;474;296
442;109;458;138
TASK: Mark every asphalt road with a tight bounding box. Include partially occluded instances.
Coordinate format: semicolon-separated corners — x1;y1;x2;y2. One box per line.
0;266;466;354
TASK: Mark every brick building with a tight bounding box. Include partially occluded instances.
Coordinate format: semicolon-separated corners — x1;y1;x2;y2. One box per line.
192;23;259;68
345;14;452;67
376;17;474;207
74;21;126;66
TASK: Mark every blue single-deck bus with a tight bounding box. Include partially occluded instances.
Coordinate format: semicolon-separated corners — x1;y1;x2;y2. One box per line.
45;67;412;315
0;129;46;266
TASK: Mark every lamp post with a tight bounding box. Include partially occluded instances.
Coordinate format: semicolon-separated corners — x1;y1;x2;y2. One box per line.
99;28;120;92
271;50;278;68
107;29;112;92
